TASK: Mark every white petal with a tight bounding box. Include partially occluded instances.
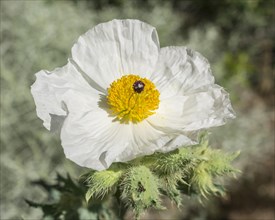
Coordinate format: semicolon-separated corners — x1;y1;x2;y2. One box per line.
150;46;214;99
60;106;130;170
72;19;160;90
61;105;167;170
120;124;197;155
31;20;237;171
114;122;196;161
61;99;195;170
113;122;197;162
114;121;169;162
159;134;198;153
148;85;235;133
31;60;99;130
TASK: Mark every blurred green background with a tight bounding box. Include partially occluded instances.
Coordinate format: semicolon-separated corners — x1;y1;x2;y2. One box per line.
0;0;274;219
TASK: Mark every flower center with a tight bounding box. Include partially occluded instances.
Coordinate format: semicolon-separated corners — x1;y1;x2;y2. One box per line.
107;74;160;123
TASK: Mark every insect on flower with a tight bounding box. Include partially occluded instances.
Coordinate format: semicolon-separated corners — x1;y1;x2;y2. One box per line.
31;19;235;170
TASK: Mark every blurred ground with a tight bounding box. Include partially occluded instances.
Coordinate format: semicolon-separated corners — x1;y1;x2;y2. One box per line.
0;0;274;219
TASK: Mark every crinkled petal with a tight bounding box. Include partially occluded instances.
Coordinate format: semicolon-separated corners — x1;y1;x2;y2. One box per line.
113;121;170;163
150;46;215;99
60;104;151;169
30;60;100;130
72;19;160;91
60;108;164;170
31;76;131;170
31;20;236;171
60;105;129;170
148;85;235;133
60;99;195;170
124;124;197;155
115;122;197;161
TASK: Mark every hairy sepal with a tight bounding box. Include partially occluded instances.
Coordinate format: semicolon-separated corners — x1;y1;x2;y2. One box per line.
85;166;123;202
120;165;163;218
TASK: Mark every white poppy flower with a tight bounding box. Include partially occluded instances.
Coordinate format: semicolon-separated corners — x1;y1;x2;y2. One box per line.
31;19;235;170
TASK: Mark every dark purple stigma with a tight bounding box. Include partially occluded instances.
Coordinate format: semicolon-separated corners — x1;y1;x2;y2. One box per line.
133;80;145;93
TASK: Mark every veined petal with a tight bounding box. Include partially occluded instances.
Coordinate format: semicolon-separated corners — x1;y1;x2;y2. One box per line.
114;121;196;161
72;19;160;91
60;106;168;170
148;85;235;133
151;46;214;99
30;60;100;130
60;106;130;170
118;122;197;157
60;102;194;170
113;121;170;163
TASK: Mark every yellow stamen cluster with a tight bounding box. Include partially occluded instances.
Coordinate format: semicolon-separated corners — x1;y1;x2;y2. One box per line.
107;74;160;123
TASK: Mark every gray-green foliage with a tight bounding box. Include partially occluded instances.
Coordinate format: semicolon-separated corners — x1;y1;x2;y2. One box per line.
25;173;119;220
1;1;95;218
0;1;185;219
1;0;273;219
